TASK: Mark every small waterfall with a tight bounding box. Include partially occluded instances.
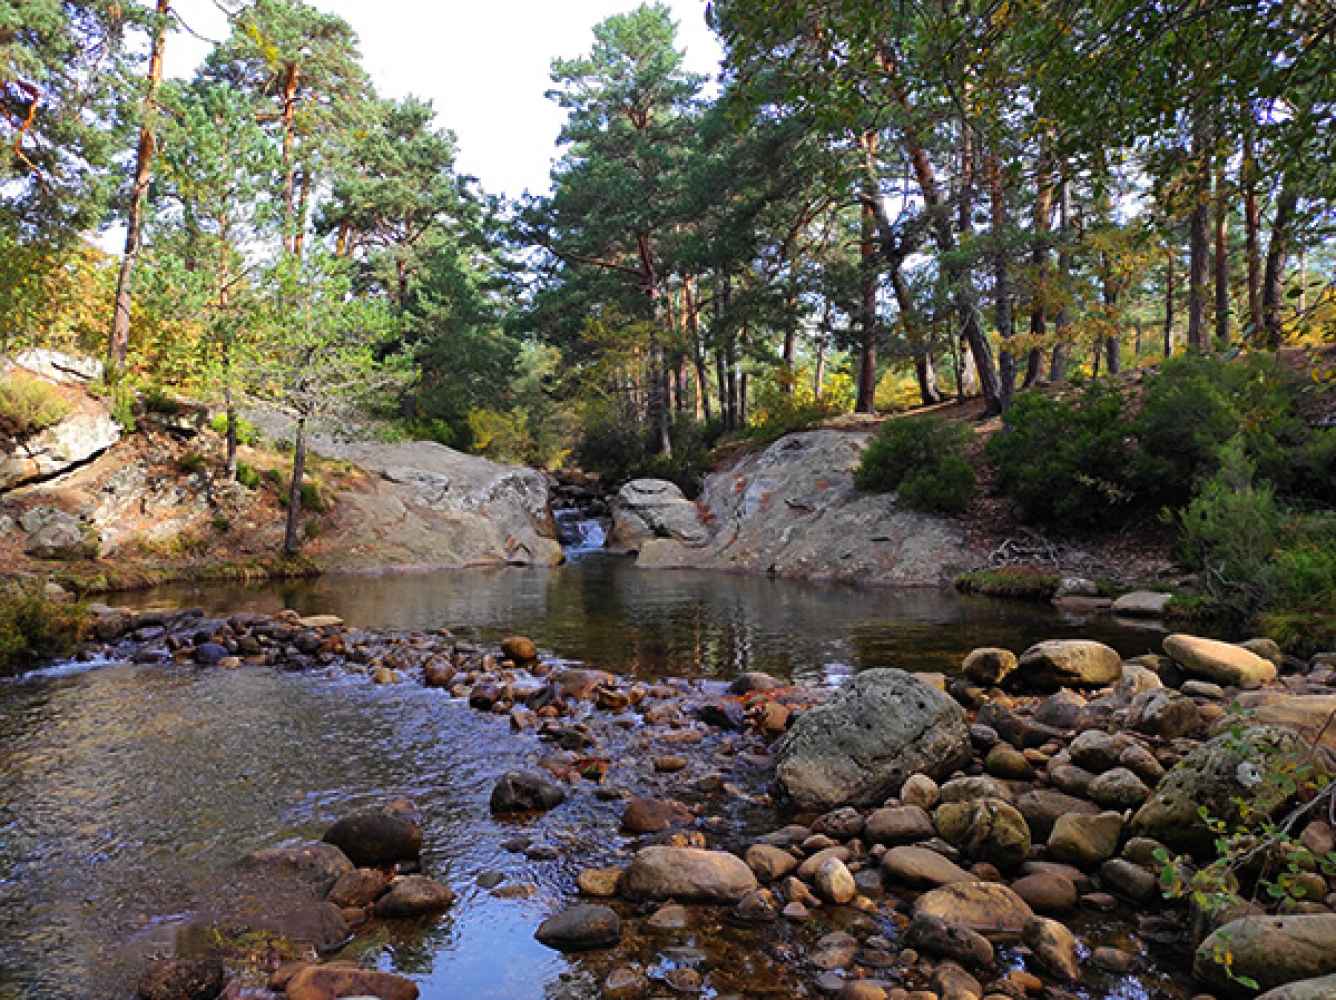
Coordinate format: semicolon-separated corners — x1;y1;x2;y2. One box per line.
553;507;608;557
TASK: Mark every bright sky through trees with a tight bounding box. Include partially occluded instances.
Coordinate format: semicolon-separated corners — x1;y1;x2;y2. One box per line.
164;0;724;198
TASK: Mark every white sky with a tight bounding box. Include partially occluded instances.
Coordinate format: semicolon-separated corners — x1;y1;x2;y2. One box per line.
164;0;725;199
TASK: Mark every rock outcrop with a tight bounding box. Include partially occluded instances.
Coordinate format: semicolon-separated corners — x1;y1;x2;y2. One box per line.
607;478;709;551
634;428;971;586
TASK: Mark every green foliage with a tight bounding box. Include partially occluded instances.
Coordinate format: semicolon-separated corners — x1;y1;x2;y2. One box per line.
1178;439;1336;645
574;410;719;498
0;373;71;437
142;386;183;415
855;416;976;513
955;567;1061;600
235;462;261;489
176;452;207;475
641;419;721;498
987;380;1135;530
1135;354;1313;507
209;412;259;446
741;392;842;446
0;582;87;675
276;479;329;514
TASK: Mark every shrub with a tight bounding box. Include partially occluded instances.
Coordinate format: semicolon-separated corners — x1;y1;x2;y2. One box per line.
742;395;842;446
574;416;650;487
1135;353;1310;507
235;462;261;489
176;452;207;475
574;414;719;497
208;412;259;446
855;416;976;514
0;583;87;674
986;379;1136;530
0;374;72;437
142;386;183;415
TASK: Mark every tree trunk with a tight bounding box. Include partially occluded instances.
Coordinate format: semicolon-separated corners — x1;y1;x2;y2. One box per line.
685;276;711;423
280;62;301;255
1262;182;1299;349
1164;248;1176;356
814;303;830;400
1213;158;1230;346
855;131;878;414
889;265;942;406
1242;119;1263;340
635;232;670;456
108;0;171;375
1186;105;1210;351
879;48;1001;412
988;153;1015;409
283;416;307;557
293;167;312;261
1023;143;1054;389
1050;176;1072;381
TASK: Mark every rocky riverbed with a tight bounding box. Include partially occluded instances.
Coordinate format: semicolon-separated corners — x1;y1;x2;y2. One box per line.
43;601;1336;1000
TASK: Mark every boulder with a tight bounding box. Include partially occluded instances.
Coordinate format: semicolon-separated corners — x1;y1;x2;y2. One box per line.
775;668;971;810
905;912;994;967
962;647;1018;686
1257;974;1336;1000
1087;767;1151;810
284;964;419;1000
1112;591;1173;617
932;798;1031;872
864;805;935;845
1048;811;1123;867
136;958;224;1000
813;856;856;904
608;479;709;550
500;636;538;662
372;875;456;917
490;771;567;813
1010;871;1078;913
1023;916;1080;982
1235;694;1336;754
1164;633;1276;689
1132;726;1302;854
1016;789;1100;842
22;509;89;559
621;797;693;834
1013;640;1123;690
745;844;798;883
327;867;392;908
881;845;974;888
1194;915;1336;995
1127;688;1203;739
534;904;622;951
0;402;120;490
620;846;758;903
244;842;354;897
913;881;1034;941
322;804;422;867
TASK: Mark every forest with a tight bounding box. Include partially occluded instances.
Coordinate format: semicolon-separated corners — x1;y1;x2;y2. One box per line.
2;0;1334;630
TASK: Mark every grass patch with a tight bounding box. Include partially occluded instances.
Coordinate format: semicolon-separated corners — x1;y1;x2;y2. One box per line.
0;374;72;438
955;566;1062;600
53;555;321;596
0;582;88;674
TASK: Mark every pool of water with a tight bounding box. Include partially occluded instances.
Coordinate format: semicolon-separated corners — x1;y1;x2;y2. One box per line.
0;558;1174;999
107;556;1165;683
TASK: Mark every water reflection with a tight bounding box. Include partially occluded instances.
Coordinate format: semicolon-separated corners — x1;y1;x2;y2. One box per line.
112;557;1162;683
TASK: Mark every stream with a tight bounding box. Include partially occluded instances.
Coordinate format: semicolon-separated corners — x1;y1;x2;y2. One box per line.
0;551;1173;999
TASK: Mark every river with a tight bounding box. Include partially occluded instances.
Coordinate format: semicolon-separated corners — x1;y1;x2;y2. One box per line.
0;554;1176;999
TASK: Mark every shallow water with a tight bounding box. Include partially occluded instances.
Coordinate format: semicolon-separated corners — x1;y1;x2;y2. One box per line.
109;556;1164;683
1;558;1179;999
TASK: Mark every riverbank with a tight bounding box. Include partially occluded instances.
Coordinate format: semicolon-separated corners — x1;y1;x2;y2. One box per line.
15;595;1335;1000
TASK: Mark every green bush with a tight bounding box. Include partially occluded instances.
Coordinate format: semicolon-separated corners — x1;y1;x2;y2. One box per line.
855;416;976;514
574;415;720;498
1135;353;1310;507
209;412;259;446
142;386;183;415
0;374;72;437
0;584;87;675
235;462;261;489
986;379;1136;530
1178;438;1336;645
277;478;329;513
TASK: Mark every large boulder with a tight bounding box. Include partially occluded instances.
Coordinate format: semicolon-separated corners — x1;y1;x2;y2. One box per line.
620;846;758;903
1013;640;1123;690
322;803;422;868
244;841;354;897
1234;694;1336;753
608;478;709;551
632;428;968;586
1195;915;1336;995
775;668;971;811
913;881;1034;942
1164;633;1277;689
1257;974;1336;1000
0;391;120;490
1132;726;1302;854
